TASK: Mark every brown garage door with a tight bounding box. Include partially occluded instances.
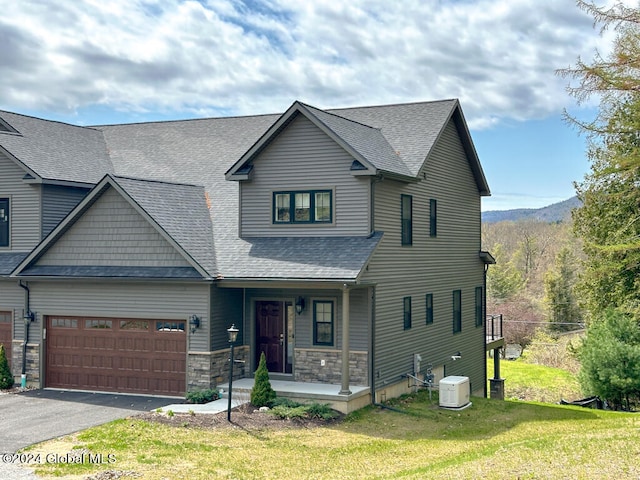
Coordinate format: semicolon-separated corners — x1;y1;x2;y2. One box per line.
0;311;11;370
46;316;186;396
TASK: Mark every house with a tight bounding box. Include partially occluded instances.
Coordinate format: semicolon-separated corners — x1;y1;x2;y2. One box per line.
0;99;494;412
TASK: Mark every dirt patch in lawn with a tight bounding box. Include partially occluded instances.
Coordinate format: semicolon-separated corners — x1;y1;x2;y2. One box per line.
136;405;344;431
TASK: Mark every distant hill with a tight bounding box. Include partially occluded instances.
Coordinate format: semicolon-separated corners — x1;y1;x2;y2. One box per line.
482;196;581;224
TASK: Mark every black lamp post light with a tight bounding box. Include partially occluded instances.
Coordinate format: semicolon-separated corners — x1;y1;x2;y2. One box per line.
227;324;239;422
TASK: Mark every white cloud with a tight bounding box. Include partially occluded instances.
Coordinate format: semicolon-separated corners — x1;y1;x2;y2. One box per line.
0;0;612;126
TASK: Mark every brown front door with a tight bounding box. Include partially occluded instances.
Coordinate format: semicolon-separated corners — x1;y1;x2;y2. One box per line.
0;311;11;370
255;301;293;374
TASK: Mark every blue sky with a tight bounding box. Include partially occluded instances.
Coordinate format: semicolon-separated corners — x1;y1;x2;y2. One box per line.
0;0;616;211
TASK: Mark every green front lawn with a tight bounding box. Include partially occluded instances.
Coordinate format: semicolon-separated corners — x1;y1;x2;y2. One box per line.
27;389;639;479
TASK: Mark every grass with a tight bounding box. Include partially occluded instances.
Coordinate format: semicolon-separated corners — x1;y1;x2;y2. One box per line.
492;356;583;403
21;360;633;479
26;389;640;479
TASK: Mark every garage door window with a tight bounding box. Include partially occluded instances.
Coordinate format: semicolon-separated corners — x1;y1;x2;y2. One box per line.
86;319;112;329
156;321;185;332
51;318;77;328
120;320;149;330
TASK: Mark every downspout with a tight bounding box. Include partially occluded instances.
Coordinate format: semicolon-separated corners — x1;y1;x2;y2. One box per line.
18;281;35;388
369;286;377;405
483;263;489;398
370;174;383;236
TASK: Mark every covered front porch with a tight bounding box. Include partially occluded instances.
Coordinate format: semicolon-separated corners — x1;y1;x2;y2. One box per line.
219;378;371;414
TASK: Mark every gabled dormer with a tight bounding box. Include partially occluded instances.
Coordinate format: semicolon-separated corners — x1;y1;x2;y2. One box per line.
226;102;418;238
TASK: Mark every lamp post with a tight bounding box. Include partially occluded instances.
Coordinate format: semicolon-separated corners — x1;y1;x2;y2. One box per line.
227;324;239;422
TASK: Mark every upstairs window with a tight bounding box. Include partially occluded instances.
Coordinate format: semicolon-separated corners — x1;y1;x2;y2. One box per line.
453;290;462;333
475;286;483;327
430;199;437;237
426;293;434;325
0;198;8;247
273;190;332;224
401;194;412;245
403;296;412;330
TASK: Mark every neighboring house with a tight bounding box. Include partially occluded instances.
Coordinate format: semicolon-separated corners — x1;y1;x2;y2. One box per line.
0;100;494;412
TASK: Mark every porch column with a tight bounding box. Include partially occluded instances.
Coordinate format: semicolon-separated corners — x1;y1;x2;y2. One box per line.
339;284;352;395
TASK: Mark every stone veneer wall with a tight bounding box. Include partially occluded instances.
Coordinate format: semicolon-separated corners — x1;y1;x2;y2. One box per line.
294;349;368;386
187;345;249;392
11;342;40;386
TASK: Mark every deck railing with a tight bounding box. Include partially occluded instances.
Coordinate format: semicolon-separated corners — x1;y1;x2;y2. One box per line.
486;314;503;342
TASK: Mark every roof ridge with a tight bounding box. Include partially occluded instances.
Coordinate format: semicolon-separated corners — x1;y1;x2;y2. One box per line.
298;102;380;131
329;98;458;112
110;174;202;188
0;109;101;132
92;111;280;128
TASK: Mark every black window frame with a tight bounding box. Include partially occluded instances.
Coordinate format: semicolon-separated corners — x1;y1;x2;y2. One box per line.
426;293;434;325
475;286;483;328
403;296;412;330
273;190;332;224
0;198;9;247
453;290;462;334
429;199;437;238
313;300;334;346
401;194;413;245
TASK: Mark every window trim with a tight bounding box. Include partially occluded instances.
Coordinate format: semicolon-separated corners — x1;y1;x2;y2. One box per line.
453;290;462;334
403;296;412;330
272;190;333;224
475;286;483;328
426;293;433;325
429;199;437;238
401;194;413;245
313;300;334;346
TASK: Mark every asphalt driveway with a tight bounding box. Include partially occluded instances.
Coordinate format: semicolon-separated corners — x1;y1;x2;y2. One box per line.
0;389;179;453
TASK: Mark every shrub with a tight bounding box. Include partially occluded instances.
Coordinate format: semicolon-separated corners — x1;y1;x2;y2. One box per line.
268;401;338;420
270;404;309;419
251;352;276;407
185;388;220;404
305;402;339;420
0;344;13;390
576;308;640;411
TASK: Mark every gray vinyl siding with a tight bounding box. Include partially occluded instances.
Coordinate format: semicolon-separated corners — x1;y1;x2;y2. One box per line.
0;279;28;340
41;184;89;238
362;118;485;393
28;281;210;351
0;152;41;250
210;286;243;351
239;115;371;237
37;187;192;267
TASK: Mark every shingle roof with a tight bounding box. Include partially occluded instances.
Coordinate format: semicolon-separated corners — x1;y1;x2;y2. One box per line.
0;252;29;276
0;111;113;184
112;175;217;276
18;265;201;279
4;100;488;281
216;232;383;281
299;103;413;178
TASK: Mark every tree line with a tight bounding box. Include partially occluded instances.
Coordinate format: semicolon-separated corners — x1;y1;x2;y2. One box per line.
487;1;640;411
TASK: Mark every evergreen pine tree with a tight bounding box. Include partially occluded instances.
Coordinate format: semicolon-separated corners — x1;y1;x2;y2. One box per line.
0;344;14;390
251;352;276;407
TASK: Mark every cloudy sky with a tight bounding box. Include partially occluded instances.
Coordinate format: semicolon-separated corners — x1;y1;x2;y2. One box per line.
0;0;618;210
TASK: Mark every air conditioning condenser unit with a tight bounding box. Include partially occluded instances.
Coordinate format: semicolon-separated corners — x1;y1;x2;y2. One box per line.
439;375;471;409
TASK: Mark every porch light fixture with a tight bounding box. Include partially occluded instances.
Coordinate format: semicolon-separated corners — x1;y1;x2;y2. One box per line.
227;324;239;421
189;315;200;333
295;296;306;315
